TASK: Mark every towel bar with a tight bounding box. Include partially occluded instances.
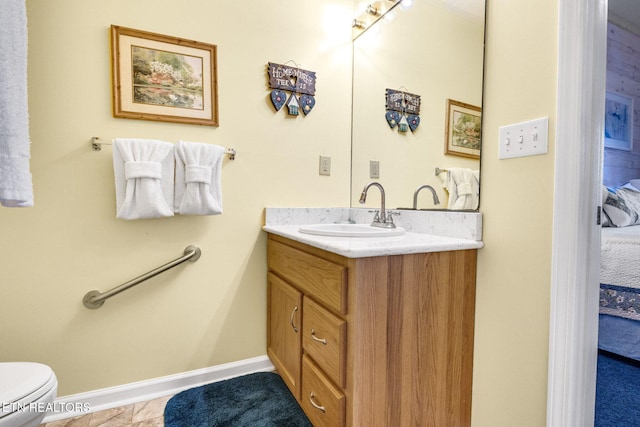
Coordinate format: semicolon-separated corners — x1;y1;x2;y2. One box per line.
435;167;448;176
83;245;201;309
91;137;236;160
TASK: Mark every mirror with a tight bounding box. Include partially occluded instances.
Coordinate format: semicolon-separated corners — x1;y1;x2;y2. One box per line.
351;0;486;210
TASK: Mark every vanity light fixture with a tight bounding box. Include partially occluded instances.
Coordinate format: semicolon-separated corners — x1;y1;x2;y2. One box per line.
366;5;380;15
352;19;366;30
352;0;403;40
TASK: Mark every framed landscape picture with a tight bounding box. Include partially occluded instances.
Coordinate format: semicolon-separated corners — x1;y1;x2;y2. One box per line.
604;91;633;151
111;25;218;126
444;99;482;159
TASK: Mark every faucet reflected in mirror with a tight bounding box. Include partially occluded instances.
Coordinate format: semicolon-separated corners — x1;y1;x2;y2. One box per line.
413;184;440;209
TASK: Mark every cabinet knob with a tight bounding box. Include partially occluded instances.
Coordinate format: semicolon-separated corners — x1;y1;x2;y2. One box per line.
309;392;326;413
290;306;299;333
311;329;327;345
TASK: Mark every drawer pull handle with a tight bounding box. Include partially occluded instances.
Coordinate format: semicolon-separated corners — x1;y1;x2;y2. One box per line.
311;329;327;345
309;392;326;413
290;306;299;333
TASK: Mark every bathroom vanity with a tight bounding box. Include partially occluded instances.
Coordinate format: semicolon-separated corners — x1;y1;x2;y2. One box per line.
264;208;482;427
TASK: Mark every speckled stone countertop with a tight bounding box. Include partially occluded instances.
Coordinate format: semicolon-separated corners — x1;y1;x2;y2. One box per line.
263;207;483;258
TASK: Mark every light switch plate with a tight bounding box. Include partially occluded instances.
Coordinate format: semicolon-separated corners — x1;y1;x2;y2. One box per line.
319;155;331;176
498;117;549;159
370;160;380;179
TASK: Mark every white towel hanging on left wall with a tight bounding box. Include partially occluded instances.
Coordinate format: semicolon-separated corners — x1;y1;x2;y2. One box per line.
0;0;33;207
112;138;175;220
174;141;225;216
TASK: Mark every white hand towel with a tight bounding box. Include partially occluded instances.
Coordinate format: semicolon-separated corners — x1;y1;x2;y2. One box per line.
112;138;175;220
445;168;480;210
0;0;33;207
174;141;224;215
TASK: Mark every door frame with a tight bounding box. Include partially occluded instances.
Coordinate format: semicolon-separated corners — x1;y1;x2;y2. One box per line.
546;0;607;425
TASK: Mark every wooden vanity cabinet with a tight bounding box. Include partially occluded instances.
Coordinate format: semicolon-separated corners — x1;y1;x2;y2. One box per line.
267;233;478;427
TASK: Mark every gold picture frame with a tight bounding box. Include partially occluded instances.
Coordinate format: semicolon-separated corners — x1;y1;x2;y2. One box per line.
111;25;218;126
444;99;481;159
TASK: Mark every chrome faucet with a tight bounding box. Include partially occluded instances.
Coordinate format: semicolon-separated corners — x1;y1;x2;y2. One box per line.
359;181;396;228
412;184;440;209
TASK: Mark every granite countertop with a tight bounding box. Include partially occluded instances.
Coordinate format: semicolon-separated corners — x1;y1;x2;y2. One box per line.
263;224;483;258
263;207;484;259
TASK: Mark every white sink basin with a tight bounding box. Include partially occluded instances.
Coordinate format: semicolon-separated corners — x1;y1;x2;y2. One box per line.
298;223;405;237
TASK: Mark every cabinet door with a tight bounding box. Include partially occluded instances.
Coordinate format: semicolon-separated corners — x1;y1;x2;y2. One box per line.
267;272;302;399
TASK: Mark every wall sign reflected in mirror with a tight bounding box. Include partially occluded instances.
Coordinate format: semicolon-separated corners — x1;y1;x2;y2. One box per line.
351;0;486;210
385;88;421;133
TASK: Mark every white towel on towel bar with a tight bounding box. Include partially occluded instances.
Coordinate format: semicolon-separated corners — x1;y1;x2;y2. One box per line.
443;168;479;210
174;141;224;215
112;138;175;220
0;0;33;207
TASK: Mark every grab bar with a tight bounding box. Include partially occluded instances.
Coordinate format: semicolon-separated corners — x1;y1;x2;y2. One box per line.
83;245;201;309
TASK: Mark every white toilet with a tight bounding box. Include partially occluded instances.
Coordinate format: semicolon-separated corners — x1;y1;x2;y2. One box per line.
0;362;57;427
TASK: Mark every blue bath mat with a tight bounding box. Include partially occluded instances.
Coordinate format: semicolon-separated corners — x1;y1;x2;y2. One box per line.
164;372;312;427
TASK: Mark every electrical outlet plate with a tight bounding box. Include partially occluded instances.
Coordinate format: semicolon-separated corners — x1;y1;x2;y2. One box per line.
319;155;331;176
370;160;380;179
498;117;549;159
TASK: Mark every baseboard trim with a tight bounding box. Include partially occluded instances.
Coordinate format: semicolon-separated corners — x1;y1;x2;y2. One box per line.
42;355;274;423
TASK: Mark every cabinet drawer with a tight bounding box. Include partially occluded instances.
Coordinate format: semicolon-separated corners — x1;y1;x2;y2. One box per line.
301;355;346;427
268;239;348;315
303;296;346;388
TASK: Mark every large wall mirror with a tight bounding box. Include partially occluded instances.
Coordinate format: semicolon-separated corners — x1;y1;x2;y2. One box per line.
351;0;486;211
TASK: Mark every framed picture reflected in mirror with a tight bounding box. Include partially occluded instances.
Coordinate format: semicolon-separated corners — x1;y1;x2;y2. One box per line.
445;99;481;159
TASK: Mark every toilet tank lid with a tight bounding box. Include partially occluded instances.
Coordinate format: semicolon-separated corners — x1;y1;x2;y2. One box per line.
0;362;56;405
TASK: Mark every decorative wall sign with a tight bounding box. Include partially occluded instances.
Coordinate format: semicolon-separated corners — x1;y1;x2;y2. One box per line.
270;90;287;111
287;93;300;115
385;111;400;128
299;95;316;116
267;62;317;116
111;25;218;126
385;88;421;132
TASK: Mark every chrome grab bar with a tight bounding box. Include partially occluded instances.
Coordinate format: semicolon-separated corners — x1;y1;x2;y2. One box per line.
83;245;201;309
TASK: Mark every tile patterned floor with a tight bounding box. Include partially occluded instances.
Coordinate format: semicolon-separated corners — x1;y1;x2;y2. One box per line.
39;394;172;427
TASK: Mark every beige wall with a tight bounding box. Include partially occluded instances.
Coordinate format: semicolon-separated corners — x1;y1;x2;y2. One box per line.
4;0;352;396
2;0;559;424
472;0;557;425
